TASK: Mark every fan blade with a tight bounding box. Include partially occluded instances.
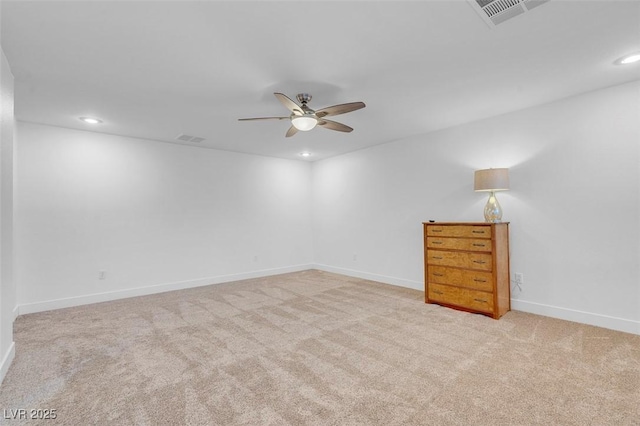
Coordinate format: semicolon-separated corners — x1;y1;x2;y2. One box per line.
317;119;353;133
285;125;298;138
274;93;303;115
315;102;365;118
238;116;289;121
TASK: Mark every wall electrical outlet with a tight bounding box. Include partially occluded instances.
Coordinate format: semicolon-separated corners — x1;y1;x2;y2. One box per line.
98;270;106;280
514;272;524;285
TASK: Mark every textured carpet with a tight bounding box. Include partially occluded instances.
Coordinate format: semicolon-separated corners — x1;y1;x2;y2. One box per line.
0;270;638;425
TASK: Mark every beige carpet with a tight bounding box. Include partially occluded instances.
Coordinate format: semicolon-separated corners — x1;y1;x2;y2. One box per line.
0;270;638;425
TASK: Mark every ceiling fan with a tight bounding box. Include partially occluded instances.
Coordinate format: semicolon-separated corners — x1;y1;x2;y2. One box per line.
238;93;365;137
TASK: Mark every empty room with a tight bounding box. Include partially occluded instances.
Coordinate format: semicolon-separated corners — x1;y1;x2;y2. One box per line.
0;0;639;424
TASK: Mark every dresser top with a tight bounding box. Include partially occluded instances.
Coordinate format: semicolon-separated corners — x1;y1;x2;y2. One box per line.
422;222;510;225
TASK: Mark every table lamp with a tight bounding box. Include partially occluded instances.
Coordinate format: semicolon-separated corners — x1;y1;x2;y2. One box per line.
474;168;509;223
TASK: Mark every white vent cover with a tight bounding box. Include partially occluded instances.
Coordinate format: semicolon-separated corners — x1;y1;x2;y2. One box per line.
175;134;205;143
469;0;550;27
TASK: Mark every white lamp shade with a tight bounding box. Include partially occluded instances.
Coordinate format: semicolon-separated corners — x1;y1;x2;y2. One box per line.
474;168;509;192
291;115;318;131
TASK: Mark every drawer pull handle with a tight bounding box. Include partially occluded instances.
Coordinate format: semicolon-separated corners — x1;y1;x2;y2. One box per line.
432;230;442;233
473;260;486;264
472;244;486;247
473;278;487;282
432;290;443;295
474;298;487;303
472;230;485;234
433;273;444;277
433;256;443;260
432;241;443;245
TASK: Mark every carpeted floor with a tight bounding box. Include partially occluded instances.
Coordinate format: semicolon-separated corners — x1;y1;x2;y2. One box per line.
0;270;639;425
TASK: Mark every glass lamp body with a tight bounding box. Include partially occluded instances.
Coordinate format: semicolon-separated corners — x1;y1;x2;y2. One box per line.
483;191;503;223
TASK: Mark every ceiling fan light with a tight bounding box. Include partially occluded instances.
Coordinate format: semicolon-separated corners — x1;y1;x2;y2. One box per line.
291;115;317;131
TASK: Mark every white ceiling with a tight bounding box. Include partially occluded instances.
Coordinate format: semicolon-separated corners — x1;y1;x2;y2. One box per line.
2;1;639;161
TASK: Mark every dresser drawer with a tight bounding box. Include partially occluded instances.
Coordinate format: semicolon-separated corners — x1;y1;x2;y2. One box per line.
428;265;493;292
426;237;492;252
427;250;492;271
426;225;491;239
428;283;494;314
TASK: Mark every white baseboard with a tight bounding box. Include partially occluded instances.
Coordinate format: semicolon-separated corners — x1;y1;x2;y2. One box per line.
313;263;423;291
0;342;15;385
313;265;639;336
512;299;640;336
12;305;19;321
13;264;639;337
16;264;314;316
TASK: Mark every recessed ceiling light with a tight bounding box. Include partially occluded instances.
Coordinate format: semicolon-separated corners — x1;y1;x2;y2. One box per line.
79;117;103;124
614;52;640;65
299;152;311;157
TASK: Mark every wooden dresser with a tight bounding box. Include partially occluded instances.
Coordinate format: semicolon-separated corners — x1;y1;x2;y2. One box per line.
423;222;510;319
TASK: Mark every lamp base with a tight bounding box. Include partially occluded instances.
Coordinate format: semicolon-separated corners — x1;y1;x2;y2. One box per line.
483;191;503;223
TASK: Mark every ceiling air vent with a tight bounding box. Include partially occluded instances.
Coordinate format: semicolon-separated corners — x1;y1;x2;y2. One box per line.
175;134;205;143
469;0;550;27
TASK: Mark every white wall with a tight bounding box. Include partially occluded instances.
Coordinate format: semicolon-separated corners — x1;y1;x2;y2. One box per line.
12;82;640;336
15;123;313;312
0;46;16;383
312;81;640;335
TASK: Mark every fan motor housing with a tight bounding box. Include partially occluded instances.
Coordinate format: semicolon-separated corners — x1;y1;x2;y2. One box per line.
296;93;312;104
